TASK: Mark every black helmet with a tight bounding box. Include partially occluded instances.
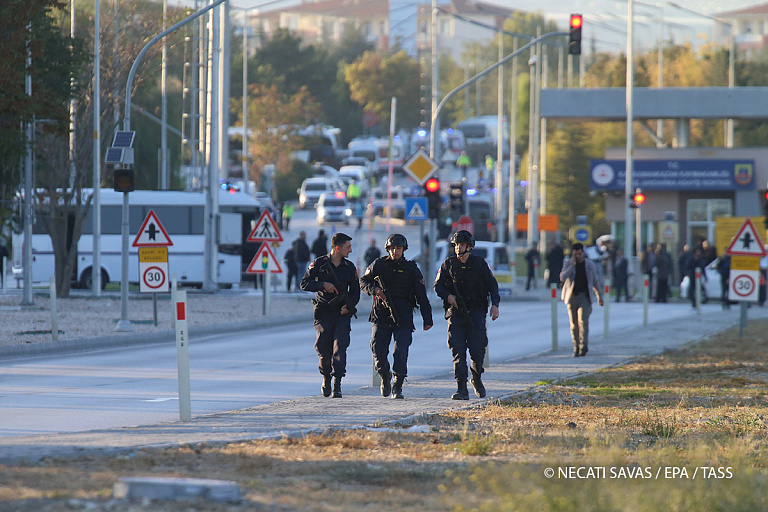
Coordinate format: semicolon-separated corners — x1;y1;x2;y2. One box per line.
450;230;475;247
385;233;408;250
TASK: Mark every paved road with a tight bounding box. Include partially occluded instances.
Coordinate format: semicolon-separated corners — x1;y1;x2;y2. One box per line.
0;293;731;438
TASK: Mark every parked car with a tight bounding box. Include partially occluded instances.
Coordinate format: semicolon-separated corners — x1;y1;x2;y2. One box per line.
367;186;417;219
298;177;341;209
316;193;351;225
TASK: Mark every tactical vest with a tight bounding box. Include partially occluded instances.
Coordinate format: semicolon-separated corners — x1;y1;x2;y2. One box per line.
382;258;415;300
448;255;488;308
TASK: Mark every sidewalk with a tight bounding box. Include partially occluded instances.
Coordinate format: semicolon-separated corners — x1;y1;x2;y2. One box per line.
1;302;761;464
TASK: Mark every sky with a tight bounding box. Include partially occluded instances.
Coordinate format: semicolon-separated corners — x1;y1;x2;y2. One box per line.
192;0;764;54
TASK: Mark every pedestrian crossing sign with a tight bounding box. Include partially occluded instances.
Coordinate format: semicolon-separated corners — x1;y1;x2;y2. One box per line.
247;210;283;243
405;197;428;221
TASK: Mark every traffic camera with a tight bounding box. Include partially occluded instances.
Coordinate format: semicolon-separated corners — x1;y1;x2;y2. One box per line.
569;14;583;55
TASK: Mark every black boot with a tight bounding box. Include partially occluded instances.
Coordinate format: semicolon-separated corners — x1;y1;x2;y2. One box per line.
332;376;342;398
451;379;469;400
380;372;392;397
391;375;405;399
470;370;486;399
321;374;332;397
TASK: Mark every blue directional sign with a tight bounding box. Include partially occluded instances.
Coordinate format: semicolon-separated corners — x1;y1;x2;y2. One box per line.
405;197;428;221
575;228;590;242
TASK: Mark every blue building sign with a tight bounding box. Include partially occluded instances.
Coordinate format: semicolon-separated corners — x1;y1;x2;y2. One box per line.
589;159;756;191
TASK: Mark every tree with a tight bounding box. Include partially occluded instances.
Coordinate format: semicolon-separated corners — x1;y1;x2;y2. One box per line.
231;83;321;202
345;50;422;130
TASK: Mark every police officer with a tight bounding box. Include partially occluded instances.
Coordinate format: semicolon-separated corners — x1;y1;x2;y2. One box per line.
434;230;500;400
300;232;360;398
360;234;432;399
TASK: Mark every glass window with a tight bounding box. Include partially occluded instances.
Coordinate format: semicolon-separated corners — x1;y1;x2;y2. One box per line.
687;200;708;222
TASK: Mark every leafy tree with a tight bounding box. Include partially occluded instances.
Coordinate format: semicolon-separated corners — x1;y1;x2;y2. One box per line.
345;50;422;130
231;83;321;202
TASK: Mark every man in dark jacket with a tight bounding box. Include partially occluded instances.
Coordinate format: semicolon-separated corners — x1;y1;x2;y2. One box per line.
613;249;629;302
283;241;299;292
364;239;381;268
300;233;360;398
653;243;673;303
311;230;328;259
294;231;311;278
525;244;540;290
360;234;432;399
546;243;565;289
434;230;500;400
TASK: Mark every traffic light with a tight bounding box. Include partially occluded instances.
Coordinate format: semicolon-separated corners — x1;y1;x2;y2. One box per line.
631;189;645;208
113;168;135;192
569;14;583;55
425;178;441;219
449;182;465;211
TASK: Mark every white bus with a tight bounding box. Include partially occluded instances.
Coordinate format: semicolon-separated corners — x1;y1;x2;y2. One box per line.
14;189;267;289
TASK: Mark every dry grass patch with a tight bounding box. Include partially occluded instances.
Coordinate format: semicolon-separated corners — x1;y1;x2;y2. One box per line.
7;320;768;510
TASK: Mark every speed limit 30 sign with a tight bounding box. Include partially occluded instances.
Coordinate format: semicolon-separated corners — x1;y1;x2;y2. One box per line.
728;255;760;302
139;247;169;293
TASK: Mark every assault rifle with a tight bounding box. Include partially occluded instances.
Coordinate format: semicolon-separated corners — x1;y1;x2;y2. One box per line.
449;278;474;329
374;275;401;326
324;261;357;318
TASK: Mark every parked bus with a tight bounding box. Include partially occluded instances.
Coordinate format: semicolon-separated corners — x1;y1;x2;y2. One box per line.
13;189;266;289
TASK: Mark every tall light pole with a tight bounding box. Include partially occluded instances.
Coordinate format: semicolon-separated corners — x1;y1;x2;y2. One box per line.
667;1;735;147
92;0;102;295
625;0;636;274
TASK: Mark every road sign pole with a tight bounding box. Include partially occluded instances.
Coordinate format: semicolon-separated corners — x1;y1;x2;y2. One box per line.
695;269;702;314
263;271;271;316
739;301;747;338
643;276;649;325
603;278;610;336
153;292;158;326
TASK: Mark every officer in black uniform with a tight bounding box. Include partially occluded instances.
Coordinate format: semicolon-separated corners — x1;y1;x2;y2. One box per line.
434;230;500;400
300;232;360;398
360;234;432;399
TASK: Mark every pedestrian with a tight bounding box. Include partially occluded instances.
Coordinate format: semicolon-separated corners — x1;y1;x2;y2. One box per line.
546;242;564;289
0;240;8;288
360;234;433;399
613;249;630;302
717;254;731;309
560;242;604;357
346;181;361;204
456;150;471;181
282;202;294;231
653;243;673;303
354;201;364;231
311;229;328;259
701;239;717;265
685;247;707;308
641;243;656;299
283;241;299;292
525;243;540;291
434;230;500;400
678;244;692;286
294;231;311;277
300;232;360;398
364;239;381;267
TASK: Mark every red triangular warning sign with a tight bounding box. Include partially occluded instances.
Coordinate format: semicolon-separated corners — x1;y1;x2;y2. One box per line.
132;210;174;247
246;243;283;274
725;218;766;257
247;210;283;243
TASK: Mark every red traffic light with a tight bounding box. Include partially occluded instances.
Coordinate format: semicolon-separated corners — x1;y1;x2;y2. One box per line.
570;14;583;29
425;178;440;193
633;192;646;205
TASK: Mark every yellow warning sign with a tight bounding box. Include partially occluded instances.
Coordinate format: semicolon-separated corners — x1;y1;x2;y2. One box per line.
731;255;760;271
138;247;168;263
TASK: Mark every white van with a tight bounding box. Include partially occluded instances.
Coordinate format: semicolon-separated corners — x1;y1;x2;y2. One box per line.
298;177;341;209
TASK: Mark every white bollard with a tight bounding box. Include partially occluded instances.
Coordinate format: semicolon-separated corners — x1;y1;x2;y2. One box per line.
171;274;178;329
643;276;649;326
550;283;558;351
603;278;610;336
49;276;58;341
174;290;191;422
